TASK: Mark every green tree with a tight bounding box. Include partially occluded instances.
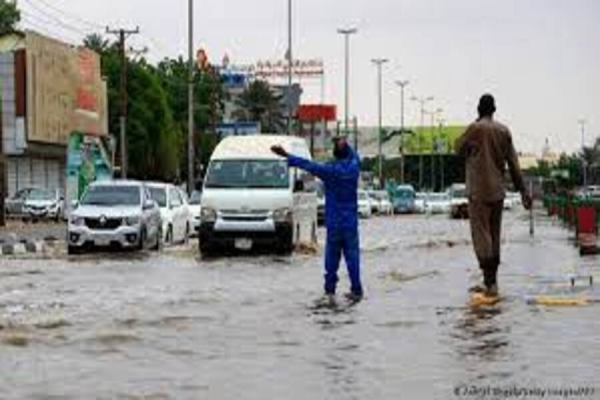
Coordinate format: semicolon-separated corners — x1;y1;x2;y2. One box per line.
234;80;285;133
155;57;225;181
0;0;20;36
85;34;179;181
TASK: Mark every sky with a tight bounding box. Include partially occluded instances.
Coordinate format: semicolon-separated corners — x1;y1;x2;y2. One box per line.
16;0;600;154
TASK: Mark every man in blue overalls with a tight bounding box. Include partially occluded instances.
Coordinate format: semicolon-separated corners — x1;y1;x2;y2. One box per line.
271;136;363;306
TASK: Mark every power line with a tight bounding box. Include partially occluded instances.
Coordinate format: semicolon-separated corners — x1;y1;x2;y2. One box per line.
33;0;105;30
21;0;94;37
19;16;81;44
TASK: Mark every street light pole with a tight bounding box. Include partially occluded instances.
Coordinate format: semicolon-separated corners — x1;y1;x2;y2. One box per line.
411;95;434;190
395;80;409;184
372;58;389;188
579;119;587;187
187;0;195;193
286;0;293;136
438;117;446;191
429;108;443;191
338;28;357;138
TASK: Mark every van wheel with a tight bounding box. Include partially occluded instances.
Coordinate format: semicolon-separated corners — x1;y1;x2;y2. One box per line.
199;241;215;257
277;235;294;256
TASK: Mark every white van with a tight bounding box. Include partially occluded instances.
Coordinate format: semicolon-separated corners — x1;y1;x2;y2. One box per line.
198;135;318;255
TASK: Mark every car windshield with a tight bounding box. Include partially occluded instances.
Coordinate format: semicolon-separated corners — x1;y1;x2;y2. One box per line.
451;189;467;198
429;194;448;201
189;191;202;205
148;187;167;208
396;189;415;199
81;185;141;206
28;189;55;201
205;160;289;189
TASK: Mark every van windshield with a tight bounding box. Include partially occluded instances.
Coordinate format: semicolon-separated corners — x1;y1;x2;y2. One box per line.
205;160;290;189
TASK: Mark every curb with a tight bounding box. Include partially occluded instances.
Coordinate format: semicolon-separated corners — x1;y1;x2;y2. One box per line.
0;238;59;256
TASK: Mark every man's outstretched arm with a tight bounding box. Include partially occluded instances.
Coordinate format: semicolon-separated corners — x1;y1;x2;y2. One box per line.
271;145;359;181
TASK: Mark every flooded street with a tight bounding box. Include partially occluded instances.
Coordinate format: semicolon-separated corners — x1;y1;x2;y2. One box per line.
1;211;599;399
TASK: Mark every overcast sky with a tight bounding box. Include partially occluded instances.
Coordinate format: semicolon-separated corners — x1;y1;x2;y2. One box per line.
18;0;600;154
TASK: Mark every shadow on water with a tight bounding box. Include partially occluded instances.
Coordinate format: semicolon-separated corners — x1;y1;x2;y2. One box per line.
450;304;511;364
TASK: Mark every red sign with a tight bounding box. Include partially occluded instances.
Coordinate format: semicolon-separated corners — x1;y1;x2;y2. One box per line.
297;105;337;122
197;49;208;69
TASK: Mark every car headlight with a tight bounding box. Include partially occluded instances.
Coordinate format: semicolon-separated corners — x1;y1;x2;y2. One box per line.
273;208;293;223
70;216;85;226
124;216;141;226
201;207;217;223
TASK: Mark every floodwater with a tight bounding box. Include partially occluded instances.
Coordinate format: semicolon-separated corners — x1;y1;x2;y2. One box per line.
1;211;599;399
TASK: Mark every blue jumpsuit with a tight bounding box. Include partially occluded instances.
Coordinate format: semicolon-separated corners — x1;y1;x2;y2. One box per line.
287;147;363;296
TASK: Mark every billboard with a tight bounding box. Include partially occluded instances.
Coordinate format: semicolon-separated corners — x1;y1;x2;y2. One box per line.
297;105;337;123
65;131;113;216
25;31;108;145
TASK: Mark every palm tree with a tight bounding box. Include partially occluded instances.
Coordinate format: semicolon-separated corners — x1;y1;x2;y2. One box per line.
234;80;286;133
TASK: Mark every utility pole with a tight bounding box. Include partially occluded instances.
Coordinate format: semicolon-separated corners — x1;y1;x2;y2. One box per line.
395;80;409;184
338;28;357;137
188;0;195;194
438;118;446;192
353;116;358;151
106;26;140;179
372;58;388;189
429;108;442;191
286;0;293;135
411;95;434;190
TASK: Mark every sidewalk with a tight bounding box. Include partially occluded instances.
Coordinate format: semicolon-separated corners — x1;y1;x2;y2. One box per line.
0;220;65;256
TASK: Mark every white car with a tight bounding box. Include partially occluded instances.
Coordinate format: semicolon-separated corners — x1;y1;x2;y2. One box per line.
449;183;469;219
22;188;64;221
415;192;428;214
188;190;202;236
504;191;524;210
147;182;192;245
358;190;372;218
371;190;393;215
67;180;162;254
425;192;451;214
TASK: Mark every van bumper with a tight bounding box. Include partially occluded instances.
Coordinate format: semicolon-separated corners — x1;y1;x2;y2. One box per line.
199;222;293;249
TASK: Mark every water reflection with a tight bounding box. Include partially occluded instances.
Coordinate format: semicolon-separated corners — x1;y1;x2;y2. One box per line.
452;304;511;363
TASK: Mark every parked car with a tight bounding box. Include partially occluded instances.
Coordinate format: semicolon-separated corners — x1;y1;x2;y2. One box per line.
449;183;469;219
367;191;379;214
358;190;372;218
369;190;393;215
392;185;416;214
67;180;162;254
147;182;192;245
504;191;523;210
5;188;35;216
22;188;64;221
415;192;428;214
188;190;202;235
425;192;451;214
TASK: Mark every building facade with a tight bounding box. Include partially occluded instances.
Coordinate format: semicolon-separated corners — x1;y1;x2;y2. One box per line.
0;30;108;197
